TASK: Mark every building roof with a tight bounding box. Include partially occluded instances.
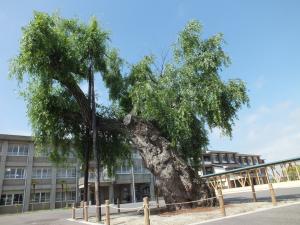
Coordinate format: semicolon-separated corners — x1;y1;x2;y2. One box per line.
0;133;32;141
206;149;261;157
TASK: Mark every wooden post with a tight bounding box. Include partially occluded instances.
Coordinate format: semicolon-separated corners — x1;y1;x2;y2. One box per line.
105;200;110;225
117;198;120;214
247;171;257;202
72;203;76;219
233;174;237;188
255;169;260;185
217;188;226;217
268;183;277;206
81;201;84;220
156;195;160;208
283;163;290;181
84;201;88;221
143;197;150;225
265;167;270;184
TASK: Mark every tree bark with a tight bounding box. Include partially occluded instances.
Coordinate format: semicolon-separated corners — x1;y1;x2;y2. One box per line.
124;114;215;210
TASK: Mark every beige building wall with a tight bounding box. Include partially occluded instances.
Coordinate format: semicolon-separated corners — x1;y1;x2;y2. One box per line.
0;134;79;214
0;134;156;214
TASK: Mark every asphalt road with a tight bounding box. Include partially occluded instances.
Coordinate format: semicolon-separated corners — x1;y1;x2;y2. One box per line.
196;202;300;225
0;208;81;225
223;186;300;204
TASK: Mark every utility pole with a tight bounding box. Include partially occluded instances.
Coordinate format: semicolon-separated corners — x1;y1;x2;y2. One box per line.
90;63;101;222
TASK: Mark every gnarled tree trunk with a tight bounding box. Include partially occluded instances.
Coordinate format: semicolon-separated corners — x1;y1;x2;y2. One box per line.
58;76;215;210
124;115;215;210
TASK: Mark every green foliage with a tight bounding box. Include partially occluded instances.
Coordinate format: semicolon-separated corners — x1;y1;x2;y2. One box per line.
287;165;300;181
105;20;249;163
10;12;131;170
10;12;248;170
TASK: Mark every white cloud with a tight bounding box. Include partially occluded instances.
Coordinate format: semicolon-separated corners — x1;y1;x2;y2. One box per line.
209;101;300;162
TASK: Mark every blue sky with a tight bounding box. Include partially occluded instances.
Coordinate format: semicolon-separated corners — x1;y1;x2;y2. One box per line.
1;0;300;161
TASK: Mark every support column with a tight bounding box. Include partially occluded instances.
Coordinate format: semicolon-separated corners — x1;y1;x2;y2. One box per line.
75;164;80;204
88;184;91;205
109;185;114;203
150;174;155;201
50;167;57;209
131;166;136;203
23;143;34;212
0;141;8;198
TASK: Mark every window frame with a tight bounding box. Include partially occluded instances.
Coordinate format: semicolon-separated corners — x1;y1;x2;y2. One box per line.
7;144;29;156
212;154;220;163
56;168;76;178
55;191;76;202
0;193;23;206
30;192;50;203
4;168;26;179
32;168;52;179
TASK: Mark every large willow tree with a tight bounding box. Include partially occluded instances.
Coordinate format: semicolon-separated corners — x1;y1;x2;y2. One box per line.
10;12;249;209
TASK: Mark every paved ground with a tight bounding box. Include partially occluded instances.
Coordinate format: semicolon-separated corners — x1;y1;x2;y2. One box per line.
195;202;300;225
0;208;80;225
223;186;300;204
0;186;299;225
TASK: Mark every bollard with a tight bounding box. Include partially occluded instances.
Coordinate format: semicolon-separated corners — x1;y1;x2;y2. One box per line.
217;188;226;217
117;198;120;214
105;200;110;225
143;197;150;225
72;203;76;219
81;201;84;220
247;171;257;202
268;183;277;206
250;182;257;202
84;201;88;221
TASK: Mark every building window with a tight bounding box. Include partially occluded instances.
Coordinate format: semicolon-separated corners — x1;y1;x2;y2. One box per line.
4;168;25;179
32;168;51;179
203;156;211;162
116;162;131;174
212;155;219;163
56;168;76;178
242;157;248;166
67;191;76;201
56;192;64;202
0;193;23;206
30;192;50;203
7;144;29;156
228;154;235;163
253;157;259;165
134;159;145;173
236;157;241;164
221;154;228;163
0;143;2;153
132;149;141;158
248;157;253;165
34;149;50;157
56;191;76;202
13;194;23;204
